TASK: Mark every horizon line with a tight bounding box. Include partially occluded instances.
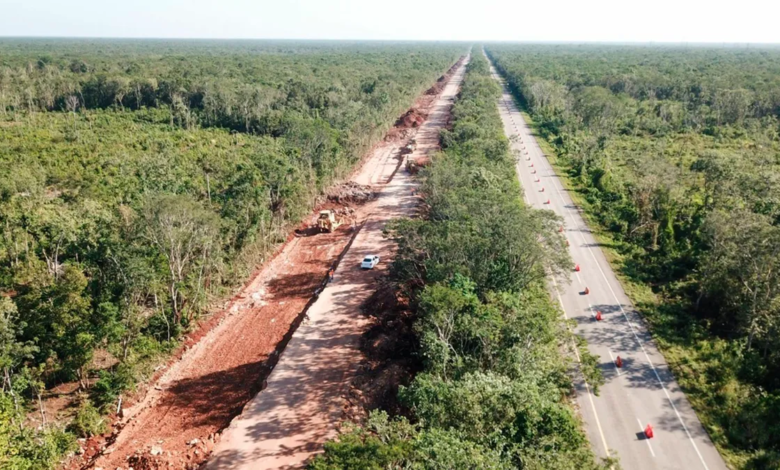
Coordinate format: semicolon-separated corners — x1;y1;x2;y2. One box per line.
1;36;779;46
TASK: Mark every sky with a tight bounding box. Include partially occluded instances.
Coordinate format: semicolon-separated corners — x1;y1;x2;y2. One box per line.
1;0;779;44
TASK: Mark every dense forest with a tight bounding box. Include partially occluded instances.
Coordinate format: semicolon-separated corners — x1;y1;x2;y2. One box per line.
312;53;611;470
0;39;463;468
486;44;780;468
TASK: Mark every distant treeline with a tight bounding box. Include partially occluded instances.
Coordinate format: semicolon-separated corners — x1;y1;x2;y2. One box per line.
0;40;462;142
487;44;780;468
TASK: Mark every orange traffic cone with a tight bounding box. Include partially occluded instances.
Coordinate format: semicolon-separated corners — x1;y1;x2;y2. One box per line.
532;169;536;174
535;178;540;182
540;187;545;192
574;264;580;272
615;356;623;368
583;287;590;295
530;163;534;167
545;199;551;204
644;424;654;439
595;311;603;321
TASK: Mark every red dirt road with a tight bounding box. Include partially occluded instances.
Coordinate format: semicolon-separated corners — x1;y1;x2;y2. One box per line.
78;59;466;470
206;57;468;470
87;227;353;470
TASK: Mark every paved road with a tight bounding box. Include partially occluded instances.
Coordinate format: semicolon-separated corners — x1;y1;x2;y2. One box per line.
486;54;728;470
206;58;468;470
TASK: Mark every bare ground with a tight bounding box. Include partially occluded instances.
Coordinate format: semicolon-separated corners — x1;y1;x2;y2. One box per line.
204;56;469;470
68;57;466;470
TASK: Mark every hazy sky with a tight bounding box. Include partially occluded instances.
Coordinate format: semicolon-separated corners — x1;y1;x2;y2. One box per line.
1;0;778;43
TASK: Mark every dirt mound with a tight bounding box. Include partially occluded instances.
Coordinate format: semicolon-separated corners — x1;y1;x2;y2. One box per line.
426;56;466;96
406;155;431;175
425;76;447;95
327;182;376;204
125;436;215;470
395;108;427;128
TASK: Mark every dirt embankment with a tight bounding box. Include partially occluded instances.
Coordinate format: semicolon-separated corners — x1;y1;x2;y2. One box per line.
67;57;465;470
342;283;418;422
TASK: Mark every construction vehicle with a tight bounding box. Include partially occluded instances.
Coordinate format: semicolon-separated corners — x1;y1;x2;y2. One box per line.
401;138;417;156
317;210;342;233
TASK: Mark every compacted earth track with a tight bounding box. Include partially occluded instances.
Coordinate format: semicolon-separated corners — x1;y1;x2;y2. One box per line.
206;58;468;470
76;57;467;470
486;52;727;470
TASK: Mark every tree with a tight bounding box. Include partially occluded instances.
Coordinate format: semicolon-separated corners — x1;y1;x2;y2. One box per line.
139;194;220;325
0;297;36;404
700;210;780;352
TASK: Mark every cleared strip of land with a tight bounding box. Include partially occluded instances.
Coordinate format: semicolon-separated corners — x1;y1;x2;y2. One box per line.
79;58;466;470
206;58;467;470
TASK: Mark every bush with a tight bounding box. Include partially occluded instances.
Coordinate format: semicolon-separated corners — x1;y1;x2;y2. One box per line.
90;364;135;412
0;393;77;469
67;400;107;438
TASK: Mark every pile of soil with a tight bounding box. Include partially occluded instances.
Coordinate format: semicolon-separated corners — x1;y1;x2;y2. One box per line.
426;56;466;96
395;108;427;128
124;435;215;470
327;182;377;204
425;76;447;95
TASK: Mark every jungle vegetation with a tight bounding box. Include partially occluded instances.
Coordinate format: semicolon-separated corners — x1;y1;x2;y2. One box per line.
0;39;463;469
487;43;780;468
312;53;611;470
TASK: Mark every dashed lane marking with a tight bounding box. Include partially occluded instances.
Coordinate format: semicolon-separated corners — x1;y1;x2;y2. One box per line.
552;276;611;458
504;90;711;470
638;418;657;457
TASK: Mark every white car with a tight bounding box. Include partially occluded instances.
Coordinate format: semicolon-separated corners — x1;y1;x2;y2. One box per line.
361;255;380;269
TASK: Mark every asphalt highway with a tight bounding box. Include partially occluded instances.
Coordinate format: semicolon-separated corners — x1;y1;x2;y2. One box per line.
487;54;728;470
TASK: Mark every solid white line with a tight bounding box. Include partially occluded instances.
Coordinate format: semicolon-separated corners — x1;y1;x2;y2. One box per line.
503;88;610;459
552;276;611;458
638;418;656;457
505;90;711;470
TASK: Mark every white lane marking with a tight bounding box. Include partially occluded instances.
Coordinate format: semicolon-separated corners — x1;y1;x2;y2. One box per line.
504;90;711;470
552;276;611;458
541;154;710;467
504;95;611;462
573;271;597;319
494;64;715;466
608;348;622;376
638;418;657;457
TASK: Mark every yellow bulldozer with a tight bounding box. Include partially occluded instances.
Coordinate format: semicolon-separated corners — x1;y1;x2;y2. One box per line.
317;210;342;233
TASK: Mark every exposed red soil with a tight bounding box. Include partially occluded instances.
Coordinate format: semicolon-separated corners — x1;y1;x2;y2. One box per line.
395;108;427;128
72;224;355;470
342;283;418;422
65;57;465;470
357;56;465;160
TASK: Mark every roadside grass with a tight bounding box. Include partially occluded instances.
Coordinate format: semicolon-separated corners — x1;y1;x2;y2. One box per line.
517;108;755;470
